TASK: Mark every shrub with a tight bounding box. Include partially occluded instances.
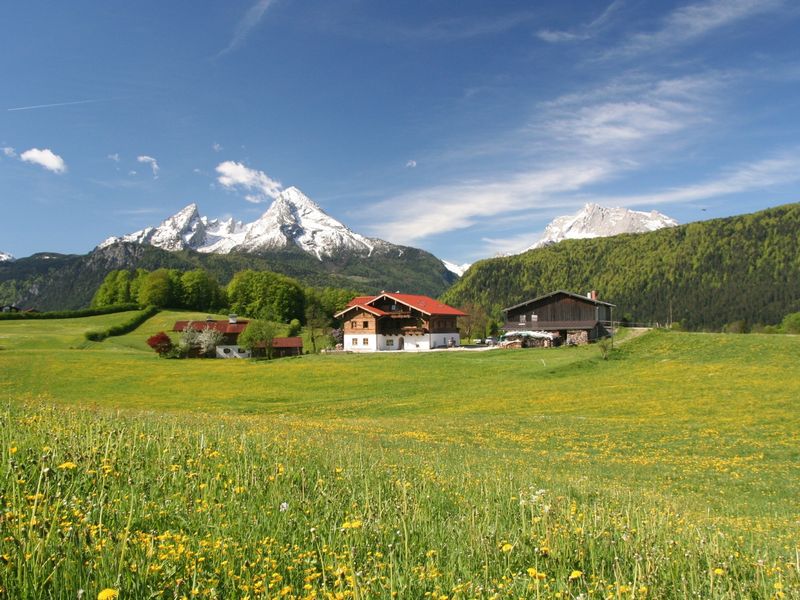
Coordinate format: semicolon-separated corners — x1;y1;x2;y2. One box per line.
146;331;174;356
0;303;140;321
84;306;159;341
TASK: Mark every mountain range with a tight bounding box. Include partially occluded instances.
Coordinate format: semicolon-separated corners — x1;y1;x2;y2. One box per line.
99;186;391;260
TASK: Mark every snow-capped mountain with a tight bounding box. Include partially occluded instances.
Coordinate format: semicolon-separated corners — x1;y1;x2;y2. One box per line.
442;260;471;277
526;203;678;251
0;251;14;262
99;186;388;261
238;187;377;259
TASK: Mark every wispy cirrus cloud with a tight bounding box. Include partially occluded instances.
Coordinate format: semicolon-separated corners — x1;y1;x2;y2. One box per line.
6;98;108;112
137;155;160;178
534;73;721;152
2;146;16;158
218;0;280;56
20;148;67;174
596;150;800;208
610;0;785;57
216;161;283;202
537;0;624;43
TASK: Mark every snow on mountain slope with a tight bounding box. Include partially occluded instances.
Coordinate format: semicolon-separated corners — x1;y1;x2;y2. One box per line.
239;187;375;259
526;203;677;251
0;251;14;262
442;260;471;277
99;186;386;260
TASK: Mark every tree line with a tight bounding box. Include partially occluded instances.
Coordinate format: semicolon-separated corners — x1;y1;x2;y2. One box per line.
92;267;355;328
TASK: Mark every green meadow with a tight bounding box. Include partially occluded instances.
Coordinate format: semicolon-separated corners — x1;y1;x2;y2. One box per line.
0;312;798;599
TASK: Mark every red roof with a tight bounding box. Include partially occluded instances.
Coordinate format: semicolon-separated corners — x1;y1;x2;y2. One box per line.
173;320;249;334
336;293;467;318
383;293;467;316
272;337;303;348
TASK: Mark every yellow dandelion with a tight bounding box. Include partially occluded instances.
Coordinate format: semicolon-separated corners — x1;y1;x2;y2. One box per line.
527;567;538;578
501;543;514;553
97;589;119;600
713;567;725;577
342;520;362;529
569;570;583;580
58;461;77;470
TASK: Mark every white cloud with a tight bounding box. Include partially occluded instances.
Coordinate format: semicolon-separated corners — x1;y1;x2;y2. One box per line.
20;148;67;174
405;159;417;168
212;142;223;152
137;155;159;178
612;0;784;57
216;161;283;202
107;153;120;162
2;146;15;158
219;0;279;56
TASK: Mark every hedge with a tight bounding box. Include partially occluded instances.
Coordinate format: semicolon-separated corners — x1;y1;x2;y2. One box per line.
0;303;141;321
84;306;160;342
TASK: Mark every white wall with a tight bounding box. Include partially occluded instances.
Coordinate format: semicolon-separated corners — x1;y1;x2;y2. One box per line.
343;333;379;352
216;345;250;359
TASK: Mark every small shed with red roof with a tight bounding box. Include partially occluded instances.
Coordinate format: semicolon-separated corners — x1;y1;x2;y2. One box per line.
254;336;304;358
334;292;467;352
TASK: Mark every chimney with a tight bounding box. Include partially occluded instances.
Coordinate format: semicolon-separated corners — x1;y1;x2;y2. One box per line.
228;314;238;324
587;292;592;299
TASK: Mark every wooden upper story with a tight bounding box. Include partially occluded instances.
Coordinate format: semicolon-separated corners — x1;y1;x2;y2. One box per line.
336;292;465;335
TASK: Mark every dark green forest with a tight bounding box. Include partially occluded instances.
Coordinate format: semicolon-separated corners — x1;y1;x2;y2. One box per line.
442;203;800;330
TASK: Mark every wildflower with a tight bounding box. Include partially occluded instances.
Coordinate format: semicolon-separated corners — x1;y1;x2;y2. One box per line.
501;543;513;553
342;520;362;529
569;570;583;580
279;502;289;512
713;568;725;576
97;589;119;600
9;446;17;454
527;568;538;578
58;461;77;470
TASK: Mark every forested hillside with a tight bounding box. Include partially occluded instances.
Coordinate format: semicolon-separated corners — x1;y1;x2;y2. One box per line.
0;241;455;311
442;203;800;330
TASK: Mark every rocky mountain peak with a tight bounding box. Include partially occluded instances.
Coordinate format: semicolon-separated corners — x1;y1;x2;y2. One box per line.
526;203;678;251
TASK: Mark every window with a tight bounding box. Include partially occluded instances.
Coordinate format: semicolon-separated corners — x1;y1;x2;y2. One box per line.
519;314;526;324
362;321;369;328
350;320;356;329
532;314;538;322
386;339;394;347
362;338;369;345
352;338;358;346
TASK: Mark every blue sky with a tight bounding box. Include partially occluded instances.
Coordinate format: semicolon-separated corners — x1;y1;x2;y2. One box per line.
2;0;800;265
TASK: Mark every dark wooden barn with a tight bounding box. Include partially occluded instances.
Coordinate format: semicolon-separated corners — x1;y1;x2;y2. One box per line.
502;290;615;345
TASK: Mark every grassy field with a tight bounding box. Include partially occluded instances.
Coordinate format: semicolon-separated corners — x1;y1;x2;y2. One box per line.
0;312;798;599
